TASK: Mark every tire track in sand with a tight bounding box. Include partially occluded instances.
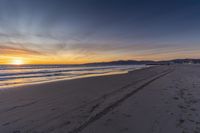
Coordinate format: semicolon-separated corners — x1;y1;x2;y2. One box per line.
69;68;174;133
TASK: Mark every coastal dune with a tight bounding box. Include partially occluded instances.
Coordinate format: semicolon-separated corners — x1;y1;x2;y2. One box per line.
0;65;199;133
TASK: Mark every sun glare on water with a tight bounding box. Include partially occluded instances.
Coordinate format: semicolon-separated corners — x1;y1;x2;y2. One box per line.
11;59;24;65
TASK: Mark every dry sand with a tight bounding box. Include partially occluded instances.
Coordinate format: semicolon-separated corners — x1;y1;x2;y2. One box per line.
0;65;200;133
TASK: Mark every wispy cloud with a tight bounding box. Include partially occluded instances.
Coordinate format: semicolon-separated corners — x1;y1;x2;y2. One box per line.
0;45;43;56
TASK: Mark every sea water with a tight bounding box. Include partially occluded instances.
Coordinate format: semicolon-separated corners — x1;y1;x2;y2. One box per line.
0;65;148;88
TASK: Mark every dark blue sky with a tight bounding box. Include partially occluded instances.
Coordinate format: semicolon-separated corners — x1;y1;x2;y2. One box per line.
0;0;200;63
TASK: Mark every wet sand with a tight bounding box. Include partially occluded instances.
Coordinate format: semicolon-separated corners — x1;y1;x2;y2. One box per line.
0;65;200;133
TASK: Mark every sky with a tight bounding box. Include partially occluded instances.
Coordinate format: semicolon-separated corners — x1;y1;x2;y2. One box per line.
0;0;200;64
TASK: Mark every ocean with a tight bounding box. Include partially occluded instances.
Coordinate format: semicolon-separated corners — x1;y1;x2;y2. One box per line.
0;65;148;88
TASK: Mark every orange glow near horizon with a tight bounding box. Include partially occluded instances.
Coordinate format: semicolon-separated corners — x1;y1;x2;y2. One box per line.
1;48;200;65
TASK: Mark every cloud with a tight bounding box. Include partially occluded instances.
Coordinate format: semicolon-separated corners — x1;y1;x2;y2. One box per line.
0;45;43;56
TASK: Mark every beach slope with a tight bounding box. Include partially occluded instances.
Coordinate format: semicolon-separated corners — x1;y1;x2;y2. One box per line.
0;65;200;133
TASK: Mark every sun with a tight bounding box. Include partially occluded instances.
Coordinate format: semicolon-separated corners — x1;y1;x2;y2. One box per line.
11;59;24;65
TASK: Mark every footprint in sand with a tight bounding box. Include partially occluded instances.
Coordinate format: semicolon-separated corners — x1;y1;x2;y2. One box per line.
190;108;196;111
13;130;21;133
123;113;132;118
2;122;10;126
173;97;179;100
177;119;185;127
120;127;129;132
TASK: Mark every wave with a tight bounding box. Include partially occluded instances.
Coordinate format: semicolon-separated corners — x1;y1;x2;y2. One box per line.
0;65;147;88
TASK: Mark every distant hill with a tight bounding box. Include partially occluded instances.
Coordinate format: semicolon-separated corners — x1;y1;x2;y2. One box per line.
82;59;200;66
83;60;156;66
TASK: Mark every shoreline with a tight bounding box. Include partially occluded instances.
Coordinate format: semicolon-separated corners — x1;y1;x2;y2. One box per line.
1;65;152;90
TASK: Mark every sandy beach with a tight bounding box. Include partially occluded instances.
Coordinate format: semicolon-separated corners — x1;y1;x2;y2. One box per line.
0;65;200;133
